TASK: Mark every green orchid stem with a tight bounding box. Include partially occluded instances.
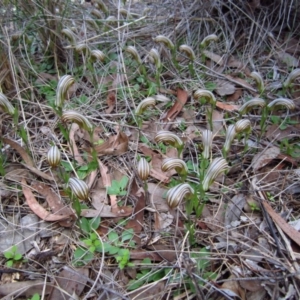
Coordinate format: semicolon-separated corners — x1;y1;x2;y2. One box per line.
259;107;269;140
177;145;184;157
155;66;162;88
139;65;147;79
188;62;195;77
171;48;180;70
87;62;98;87
143;181;148;193
207;107;213;131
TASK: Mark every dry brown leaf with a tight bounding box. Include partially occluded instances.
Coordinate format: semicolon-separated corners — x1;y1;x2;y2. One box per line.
161;88;188;124
3;138;56;182
225;75;257;92
216;80;236;96
262;199;300;247
251;147;280;171
227;88;243;102
227;56;251;75
31;182;75;227
216;101;240;111
69;123;85;165
106;91;116;114
81;206;133;218
224;194;247;227
221;275;246;299
0;280;52;298
3;138;34;167
211;109;224;133
147;183;169;212
203;50;224;65
125;179;145;245
98;159;111;187
48;267;89;300
93;132;128;156
22;179;72;223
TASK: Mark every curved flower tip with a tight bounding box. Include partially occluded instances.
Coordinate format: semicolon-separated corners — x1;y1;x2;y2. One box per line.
193;89;216;105
223;124;236;154
106;16;117;25
235;119;251;134
68;177;89;201
201;129;213;159
283;68;300;88
91;50;105;62
155;94;170;102
55;75;75;109
179;44;195;60
135;97;156;116
161;158;188;175
250;71;264;93
61;28;76;45
47;145;61;168
93;0;108;13
238;98;266;114
267;98;295;110
91;9;104;19
202;157;228;192
166;183;194;209
120;8;131;18
155;130;184;148
200;34;218;48
0;93;15;116
154;35;175;50
137;157;150;181
148;48;161;68
75;43;91;56
126;46;142;64
61;110;93;132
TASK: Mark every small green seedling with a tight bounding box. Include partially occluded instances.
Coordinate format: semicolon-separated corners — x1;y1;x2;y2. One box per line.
4;245;23;267
28;293;40;300
127;258;167;290
248;201;260;211
100;229;136;269
107;176;129;196
270;115;298;130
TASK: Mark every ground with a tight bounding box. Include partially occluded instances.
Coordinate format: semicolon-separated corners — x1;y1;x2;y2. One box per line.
1;0;300;299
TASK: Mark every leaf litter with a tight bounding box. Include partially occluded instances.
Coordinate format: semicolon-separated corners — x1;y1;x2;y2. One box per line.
1;1;300;299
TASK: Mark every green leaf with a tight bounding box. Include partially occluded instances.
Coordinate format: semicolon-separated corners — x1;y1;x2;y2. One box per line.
89;216;101;231
118;190;127;196
79;217;91;234
6;260;13;267
4;251;14;259
270;115;281;124
89;233;98;241
204;81;217;91
142;257;151;264
119;176;129;190
83;239;93;246
107;245;120;255
31;293;40;300
108;231;119;243
127;279;144;291
88;246;96;253
14;253;23;261
73;247;93;266
121;229;134;242
107;186;119;195
61;160;74;172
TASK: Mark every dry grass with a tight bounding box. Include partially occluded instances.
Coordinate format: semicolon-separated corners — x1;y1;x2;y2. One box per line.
1;0;300;299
